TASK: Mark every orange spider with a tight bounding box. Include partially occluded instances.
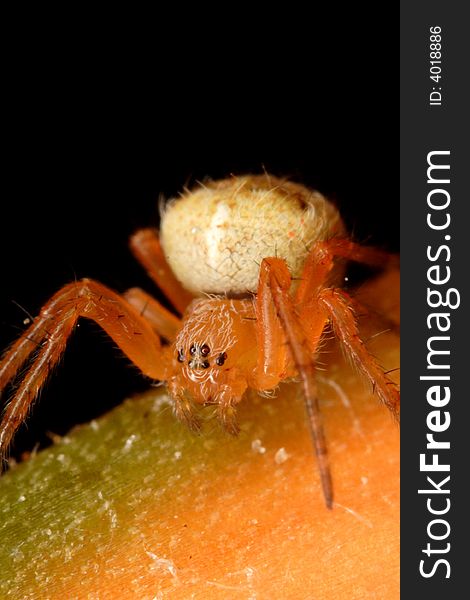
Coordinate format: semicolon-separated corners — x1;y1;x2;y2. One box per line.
0;175;399;508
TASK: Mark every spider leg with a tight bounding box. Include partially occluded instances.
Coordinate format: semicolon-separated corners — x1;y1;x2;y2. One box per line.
295;238;399;305
129;228;194;315
0;279;169;459
215;377;248;436
123;287;181;341
295;238;400;421
0;313;77;459
167;379;202;433
319;288;400;423
253;265;290;390
258;257;333;509
320;238;399;268
0;311;57;398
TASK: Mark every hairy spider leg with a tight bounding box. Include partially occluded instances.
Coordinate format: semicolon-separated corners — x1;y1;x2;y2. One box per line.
319;288;400;422
295;239;399;304
257;257;334;508
295;238;400;422
0;314;56;403
129;229;194;315
123;287;180;341
320;238;399;269
0;279;170;459
253;268;290;391
256;241;400;508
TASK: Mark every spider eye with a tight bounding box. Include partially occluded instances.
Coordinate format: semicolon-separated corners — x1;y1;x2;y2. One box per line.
216;352;227;366
202;360;210;369
177;349;185;363
200;344;210;356
189;345;197;355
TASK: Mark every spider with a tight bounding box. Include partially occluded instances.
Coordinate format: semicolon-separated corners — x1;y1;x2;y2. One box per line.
0;174;399;508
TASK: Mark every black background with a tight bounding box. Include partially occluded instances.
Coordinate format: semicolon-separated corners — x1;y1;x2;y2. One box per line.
1;13;398;459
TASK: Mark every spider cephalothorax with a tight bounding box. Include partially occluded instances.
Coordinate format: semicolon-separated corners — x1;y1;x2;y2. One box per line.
167;298;257;434
0;174;399;508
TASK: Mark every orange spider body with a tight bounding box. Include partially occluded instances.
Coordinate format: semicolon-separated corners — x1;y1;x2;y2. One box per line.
167;293;323;434
0;175;399;508
166;299;259;430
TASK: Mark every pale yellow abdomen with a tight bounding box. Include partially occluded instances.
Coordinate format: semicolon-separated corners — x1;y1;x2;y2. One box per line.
160;175;344;295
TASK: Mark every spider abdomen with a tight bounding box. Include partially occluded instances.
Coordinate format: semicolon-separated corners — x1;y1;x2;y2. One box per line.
160;175;344;296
